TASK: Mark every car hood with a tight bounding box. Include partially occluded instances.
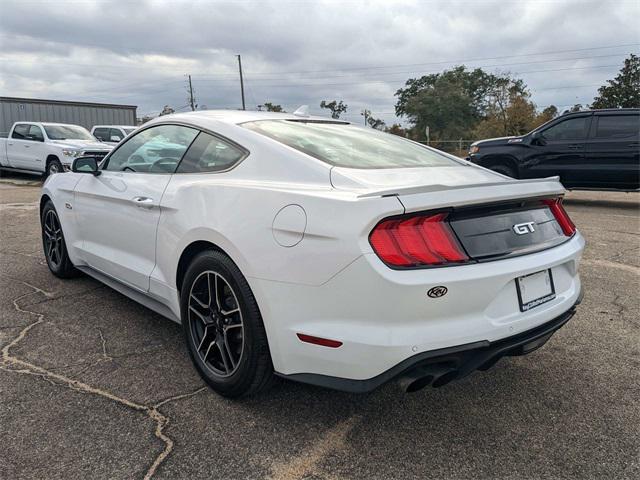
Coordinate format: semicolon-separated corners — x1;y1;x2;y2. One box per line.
471;135;525;147
330;165;505;194
49;140;113;150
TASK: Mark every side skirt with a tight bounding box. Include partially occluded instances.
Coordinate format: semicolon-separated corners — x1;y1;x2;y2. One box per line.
76;265;180;323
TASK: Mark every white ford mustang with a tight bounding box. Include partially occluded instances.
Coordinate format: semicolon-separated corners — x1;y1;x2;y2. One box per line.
41;110;584;397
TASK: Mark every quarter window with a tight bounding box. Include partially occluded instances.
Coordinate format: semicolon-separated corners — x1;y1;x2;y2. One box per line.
542;117;589;141
595;115;639;138
176;132;245;173
104;124;198;173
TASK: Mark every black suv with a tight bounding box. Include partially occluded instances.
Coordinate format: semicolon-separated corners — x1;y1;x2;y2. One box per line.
467;109;639;190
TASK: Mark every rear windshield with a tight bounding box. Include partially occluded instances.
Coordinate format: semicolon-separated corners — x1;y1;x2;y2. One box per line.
242;120;460;169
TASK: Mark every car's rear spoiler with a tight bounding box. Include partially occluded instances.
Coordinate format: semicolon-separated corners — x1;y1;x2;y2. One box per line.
357;177;566;213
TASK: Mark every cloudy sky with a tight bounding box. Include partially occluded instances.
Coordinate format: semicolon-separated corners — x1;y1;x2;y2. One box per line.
1;0;638;126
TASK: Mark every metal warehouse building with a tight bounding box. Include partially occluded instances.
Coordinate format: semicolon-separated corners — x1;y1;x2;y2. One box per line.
0;97;137;134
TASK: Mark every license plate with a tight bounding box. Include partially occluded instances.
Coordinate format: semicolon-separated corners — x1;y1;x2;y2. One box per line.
515;269;555;312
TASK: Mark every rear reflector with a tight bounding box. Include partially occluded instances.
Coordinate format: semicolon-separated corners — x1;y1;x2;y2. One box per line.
369;212;469;268
543;198;576;236
296;333;343;348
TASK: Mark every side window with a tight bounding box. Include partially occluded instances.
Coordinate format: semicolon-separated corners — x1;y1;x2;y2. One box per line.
11;124;30;139
176;132;246;173
28;125;44;142
109;128;124;142
93;128;110;141
542;117;589;141
594;115;639;139
104;124;198;173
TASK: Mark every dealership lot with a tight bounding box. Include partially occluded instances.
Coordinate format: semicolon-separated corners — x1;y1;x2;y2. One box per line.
0;175;638;479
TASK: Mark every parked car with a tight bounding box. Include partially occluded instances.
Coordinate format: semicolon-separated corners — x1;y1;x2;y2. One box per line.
41;110;584;397
91;125;138;145
0;122;112;177
467;108;640;191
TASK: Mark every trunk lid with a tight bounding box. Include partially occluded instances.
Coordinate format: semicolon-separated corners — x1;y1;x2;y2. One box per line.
333;165;570;263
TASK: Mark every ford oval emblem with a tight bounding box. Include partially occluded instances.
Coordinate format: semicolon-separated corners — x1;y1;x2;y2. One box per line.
427;286;448;298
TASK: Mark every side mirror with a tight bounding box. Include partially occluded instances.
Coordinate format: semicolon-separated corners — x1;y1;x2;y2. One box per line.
530;131;546;146
110;135;122;142
72;156;101;176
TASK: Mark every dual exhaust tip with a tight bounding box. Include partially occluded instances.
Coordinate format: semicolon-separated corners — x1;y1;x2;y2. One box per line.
397;364;460;393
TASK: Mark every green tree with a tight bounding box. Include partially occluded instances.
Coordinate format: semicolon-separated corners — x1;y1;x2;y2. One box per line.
320;100;348;119
385;123;409;137
263;102;284;112
591;54;640;108
394;66;528;141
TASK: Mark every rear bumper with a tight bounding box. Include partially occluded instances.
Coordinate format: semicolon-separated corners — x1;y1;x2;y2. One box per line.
278;292;582;392
252;232;584;382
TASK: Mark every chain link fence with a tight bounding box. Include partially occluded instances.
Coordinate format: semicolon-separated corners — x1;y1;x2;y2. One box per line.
416;140;474;157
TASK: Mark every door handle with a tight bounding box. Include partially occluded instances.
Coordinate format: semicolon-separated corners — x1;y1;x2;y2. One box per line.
567;144;583;150
8;143;13;146
131;196;154;208
628;142;639;148
24;145;30;148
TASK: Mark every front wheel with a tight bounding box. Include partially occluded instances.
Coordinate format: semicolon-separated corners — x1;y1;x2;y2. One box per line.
41;201;79;278
181;251;274;398
488;164;516;178
46;159;64;177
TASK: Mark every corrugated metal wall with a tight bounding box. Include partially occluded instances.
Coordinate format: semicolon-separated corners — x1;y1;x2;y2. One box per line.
0;97;137;134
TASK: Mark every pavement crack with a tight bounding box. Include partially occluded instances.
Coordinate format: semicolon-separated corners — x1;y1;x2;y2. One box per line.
268;415;361;480
0;278;202;480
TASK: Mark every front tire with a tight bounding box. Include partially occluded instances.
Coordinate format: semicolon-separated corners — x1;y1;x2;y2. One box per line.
46;158;64;177
181;250;274;398
41;201;79;278
488;164;516;178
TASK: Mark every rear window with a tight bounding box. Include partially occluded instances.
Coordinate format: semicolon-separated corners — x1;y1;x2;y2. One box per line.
595;115;639;138
242;120;459;169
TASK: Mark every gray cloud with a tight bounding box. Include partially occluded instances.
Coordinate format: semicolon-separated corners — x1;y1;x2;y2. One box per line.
1;0;638;125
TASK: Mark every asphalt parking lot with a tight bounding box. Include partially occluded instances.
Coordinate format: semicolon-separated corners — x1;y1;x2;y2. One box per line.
0;173;638;480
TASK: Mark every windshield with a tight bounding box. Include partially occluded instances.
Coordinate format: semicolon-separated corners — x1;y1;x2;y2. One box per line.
44;125;94;141
242;120;460;169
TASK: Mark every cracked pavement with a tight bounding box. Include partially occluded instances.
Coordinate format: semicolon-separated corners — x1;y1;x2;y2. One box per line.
0;176;638;479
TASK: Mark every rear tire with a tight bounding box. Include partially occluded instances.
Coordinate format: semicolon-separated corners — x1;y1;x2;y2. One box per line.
181;250;274;398
41;201;79;278
488;164;516;178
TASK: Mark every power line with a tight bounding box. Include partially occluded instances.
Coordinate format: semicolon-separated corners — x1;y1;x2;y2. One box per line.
1;42;637;74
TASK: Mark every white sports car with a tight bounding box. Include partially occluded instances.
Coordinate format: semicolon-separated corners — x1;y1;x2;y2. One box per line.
41;109;584;397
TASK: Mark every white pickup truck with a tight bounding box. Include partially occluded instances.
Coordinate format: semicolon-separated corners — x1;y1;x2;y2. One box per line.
91;125;137;145
0;122;113;177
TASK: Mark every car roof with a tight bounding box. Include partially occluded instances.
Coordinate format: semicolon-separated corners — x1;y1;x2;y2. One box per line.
16;122;86;127
563;108;640;115
168;109;350;125
92;125;137;128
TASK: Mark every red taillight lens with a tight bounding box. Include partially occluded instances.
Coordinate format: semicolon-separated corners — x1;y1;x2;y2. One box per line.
543;198;576;236
369;212;469;267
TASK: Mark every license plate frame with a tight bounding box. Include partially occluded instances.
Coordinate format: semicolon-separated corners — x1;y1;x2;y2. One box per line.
515;269;556;312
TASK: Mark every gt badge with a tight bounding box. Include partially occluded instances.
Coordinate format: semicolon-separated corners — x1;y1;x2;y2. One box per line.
513;221;535;235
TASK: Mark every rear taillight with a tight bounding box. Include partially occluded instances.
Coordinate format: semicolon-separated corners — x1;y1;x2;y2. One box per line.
369;212;469;268
543;198;576;236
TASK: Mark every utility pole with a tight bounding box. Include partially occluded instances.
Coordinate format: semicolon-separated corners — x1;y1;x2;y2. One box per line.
361;109;369;126
236;55;246;111
187;74;195;111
